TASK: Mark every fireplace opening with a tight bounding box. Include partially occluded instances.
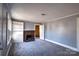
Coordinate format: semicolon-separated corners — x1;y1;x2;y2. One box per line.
23;30;35;42
27;35;32;38
26;35;34;42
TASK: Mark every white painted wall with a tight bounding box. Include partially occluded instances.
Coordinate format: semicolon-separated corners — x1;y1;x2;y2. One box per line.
0;4;2;49
77;18;79;50
40;24;44;40
0;50;2;55
24;22;35;30
45;15;79;52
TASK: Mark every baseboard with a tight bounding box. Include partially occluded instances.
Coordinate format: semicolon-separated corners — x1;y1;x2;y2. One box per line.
6;39;12;56
45;39;79;52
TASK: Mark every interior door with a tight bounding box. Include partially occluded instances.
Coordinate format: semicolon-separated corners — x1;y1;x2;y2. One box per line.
35;25;40;38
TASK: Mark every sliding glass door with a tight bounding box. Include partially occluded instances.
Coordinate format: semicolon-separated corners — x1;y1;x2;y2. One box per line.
12;21;24;42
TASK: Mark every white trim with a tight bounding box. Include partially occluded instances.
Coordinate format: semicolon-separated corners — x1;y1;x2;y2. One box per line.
77;18;79;49
6;40;12;56
40;24;45;40
45;39;79;52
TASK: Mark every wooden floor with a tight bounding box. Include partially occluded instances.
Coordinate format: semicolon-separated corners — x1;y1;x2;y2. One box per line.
8;39;79;56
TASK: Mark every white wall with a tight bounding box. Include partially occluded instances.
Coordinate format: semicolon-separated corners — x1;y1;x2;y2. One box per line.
24;22;35;30
45;17;77;48
40;24;44;40
0;50;2;55
44;15;79;52
77;17;79;50
7;13;12;45
0;4;2;49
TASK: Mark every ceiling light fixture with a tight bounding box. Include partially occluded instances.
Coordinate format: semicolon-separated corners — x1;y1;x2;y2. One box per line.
41;13;46;16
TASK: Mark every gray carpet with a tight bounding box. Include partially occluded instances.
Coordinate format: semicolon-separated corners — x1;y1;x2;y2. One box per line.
8;39;79;56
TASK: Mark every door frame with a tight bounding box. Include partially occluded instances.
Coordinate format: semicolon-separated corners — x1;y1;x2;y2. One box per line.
40;24;45;40
34;24;40;38
34;24;45;40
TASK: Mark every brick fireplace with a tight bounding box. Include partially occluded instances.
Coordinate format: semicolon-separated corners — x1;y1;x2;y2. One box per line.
23;30;35;42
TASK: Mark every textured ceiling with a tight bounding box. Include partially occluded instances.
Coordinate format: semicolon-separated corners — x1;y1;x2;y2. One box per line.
10;3;79;23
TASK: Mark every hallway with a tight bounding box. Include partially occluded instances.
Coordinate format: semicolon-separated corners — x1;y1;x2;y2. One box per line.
8;40;79;56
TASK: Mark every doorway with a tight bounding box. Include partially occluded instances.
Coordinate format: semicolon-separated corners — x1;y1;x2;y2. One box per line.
34;24;44;40
35;25;40;38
